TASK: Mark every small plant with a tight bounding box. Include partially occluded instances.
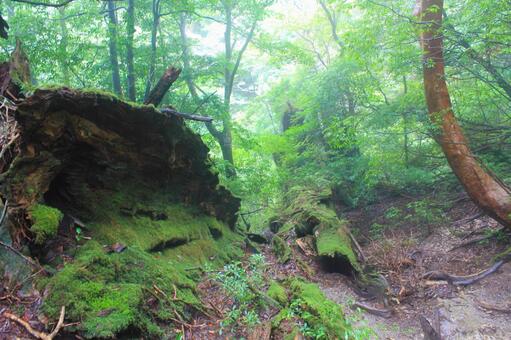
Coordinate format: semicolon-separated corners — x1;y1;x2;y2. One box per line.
211;254;268;333
370;222;385;239
384;206;402;220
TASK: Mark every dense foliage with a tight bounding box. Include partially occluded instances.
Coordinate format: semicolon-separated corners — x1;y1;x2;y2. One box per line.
1;0;510;226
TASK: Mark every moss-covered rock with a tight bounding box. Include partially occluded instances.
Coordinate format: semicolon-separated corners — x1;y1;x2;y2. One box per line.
272;235;291;264
28;204;63;244
267;281;288;305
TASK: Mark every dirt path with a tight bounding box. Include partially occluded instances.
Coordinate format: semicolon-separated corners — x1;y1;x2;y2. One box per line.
315;198;511;339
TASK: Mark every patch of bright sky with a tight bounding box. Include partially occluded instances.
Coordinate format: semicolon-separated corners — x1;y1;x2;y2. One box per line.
188;0;319;122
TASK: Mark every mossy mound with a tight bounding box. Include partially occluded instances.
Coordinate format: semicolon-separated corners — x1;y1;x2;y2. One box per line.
271;235;291;264
37;179;243;338
28;204;63;245
267;281;288;305
40;241;199;338
272;278;353;339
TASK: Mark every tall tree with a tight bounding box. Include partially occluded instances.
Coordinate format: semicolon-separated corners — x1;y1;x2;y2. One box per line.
416;0;511;228
125;0;136;101
107;0;122;96
57;6;70;85
144;0;161;101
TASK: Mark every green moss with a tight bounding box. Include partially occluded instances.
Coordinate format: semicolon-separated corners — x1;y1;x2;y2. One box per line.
315;223;360;273
288;279;348;339
41;241;201;338
279;186;361;274
29;204;63;244
272;235;291;264
267;281;288;305
38;180;243;338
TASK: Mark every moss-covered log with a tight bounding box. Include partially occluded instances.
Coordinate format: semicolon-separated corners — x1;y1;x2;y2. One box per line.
277;186;362;275
0;65;243;337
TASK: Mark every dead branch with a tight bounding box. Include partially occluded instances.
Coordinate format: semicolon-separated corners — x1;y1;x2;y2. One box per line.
161;108;213;122
3;306;65;340
449;228;507;251
351;302;393;318
144;66;181;107
423;260;505;286
452;211;484;225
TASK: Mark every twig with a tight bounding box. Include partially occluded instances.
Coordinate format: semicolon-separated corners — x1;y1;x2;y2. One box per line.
3;306;65;340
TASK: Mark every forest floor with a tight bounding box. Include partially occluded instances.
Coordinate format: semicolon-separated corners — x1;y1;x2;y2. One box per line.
1;195;511;339
189;194;511;339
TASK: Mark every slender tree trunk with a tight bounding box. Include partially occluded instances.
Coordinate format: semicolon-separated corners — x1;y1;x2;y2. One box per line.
402;76;409;168
179;14;199;100
318;0;343;49
107;0;122;96
144;0;160;101
58;7;70;85
417;0;511;228
126;0;136;101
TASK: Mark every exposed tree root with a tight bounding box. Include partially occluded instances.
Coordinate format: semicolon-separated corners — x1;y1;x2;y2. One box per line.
351;302;393;318
3;306;65;340
476;299;511;314
422;260;505;286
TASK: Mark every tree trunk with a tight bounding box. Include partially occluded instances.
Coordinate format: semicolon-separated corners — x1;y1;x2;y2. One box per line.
144;66;181;106
144;0;160;101
417;0;511;228
58;7;70;85
107;0;122;96
126;0;136;101
221;0;236;177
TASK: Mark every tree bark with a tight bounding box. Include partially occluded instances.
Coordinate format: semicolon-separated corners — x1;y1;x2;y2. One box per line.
416;0;511;228
144;66;181;106
144;0;160;101
107;0;122;96
126;0;136;101
57;7;70;85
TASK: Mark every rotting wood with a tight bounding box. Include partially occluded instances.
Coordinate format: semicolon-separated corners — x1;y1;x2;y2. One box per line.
144;66;181;107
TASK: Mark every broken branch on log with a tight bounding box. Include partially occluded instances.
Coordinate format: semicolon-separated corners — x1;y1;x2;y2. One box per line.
422;260;506;286
144;66;181;107
3;306;65;340
160;108;213;122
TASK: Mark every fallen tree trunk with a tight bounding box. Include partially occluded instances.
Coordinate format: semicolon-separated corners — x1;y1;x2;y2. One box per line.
144;66;181;106
416;0;511;229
